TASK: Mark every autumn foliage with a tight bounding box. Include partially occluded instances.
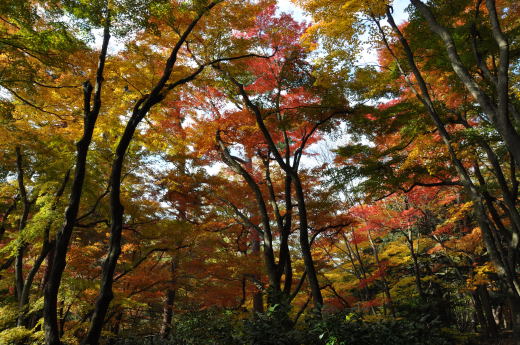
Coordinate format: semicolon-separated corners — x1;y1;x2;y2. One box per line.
0;0;519;344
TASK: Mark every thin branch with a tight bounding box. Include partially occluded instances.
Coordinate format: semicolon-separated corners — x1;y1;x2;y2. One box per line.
4;86;66;119
114;248;170;282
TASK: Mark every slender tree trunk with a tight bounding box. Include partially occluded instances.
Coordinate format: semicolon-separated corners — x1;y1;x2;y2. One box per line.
366;228;395;317
43;15;110;344
107;311;123;345
82;4;220;342
18;170;69;327
342;233;371;306
405;231;425;300
82;107;138;344
281;174;293;296
292;176;323;310
477;285;498;337
160;288;176;338
216;133;280;293
14;147;31;305
251;230;264;313
351;231;375;312
0;196;17;242
160;257;178;338
472;291;488;334
18;243;52;326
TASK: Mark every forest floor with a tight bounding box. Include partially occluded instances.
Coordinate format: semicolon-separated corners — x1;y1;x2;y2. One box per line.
472;332;517;345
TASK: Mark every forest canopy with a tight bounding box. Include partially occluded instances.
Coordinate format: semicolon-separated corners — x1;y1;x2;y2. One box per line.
0;0;519;344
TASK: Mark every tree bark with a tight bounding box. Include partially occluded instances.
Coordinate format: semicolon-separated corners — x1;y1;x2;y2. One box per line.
383;7;520;325
43;15;110;345
18;170;69;327
14;147;31;304
227;79;326;311
160;257;177;338
405;229;425;300
251;234;264;313
477;285;498;337
366;228;395;317
409;0;520;168
82;4;220;344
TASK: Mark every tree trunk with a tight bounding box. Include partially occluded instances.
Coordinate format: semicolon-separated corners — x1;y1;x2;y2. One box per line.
384;8;520;327
43;17;110;345
18;171;68;327
160;288;176;338
367;228;395;317
410;0;520;169
251;231;264;313
472;291;488;334
293;176;323;311
406;230;425;300
82;5;219;342
160;257;177;338
477;285;498;337
14;146;30;306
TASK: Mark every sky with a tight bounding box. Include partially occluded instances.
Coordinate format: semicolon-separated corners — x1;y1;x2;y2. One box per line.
276;0;411;67
272;0;412;168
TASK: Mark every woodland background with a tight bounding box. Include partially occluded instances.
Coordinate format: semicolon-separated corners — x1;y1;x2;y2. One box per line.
0;0;519;344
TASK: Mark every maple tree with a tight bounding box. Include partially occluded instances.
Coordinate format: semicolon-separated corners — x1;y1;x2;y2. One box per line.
1;0;520;344
300;0;520;337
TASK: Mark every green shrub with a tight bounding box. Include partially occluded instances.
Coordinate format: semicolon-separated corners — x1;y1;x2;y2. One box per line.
169;309;241;345
307;312;453;345
0;304;18;331
0;326;40;345
241;304;303;345
113;309;458;345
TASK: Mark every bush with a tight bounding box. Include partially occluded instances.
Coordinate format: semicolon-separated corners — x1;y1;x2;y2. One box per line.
307;312;453;345
0;326;41;345
169;309;241;345
113;309;457;345
242;304;304;345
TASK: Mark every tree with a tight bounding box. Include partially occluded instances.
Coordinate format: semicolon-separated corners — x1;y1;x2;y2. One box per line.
195;7;350;311
300;0;520;333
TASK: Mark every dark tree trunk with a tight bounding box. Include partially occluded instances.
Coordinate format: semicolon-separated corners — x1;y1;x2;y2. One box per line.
472;291;488;334
292;176;323;310
382;8;520;329
228;80;326;312
14;147;31;305
82;4;219;343
406;232;425;300
160;288;176;338
251;233;264;313
160;257;177;338
18;170;69;327
43;17;110;345
477;285;498;337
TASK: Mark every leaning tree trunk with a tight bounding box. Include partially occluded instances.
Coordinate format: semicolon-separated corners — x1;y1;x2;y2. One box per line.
82;4;221;344
43;15;110;345
228;79;325;312
383;8;520;331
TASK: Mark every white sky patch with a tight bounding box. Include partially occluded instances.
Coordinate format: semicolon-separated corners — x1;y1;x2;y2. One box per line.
273;0;411;170
357;0;410;68
276;0;311;21
203;0;412;173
